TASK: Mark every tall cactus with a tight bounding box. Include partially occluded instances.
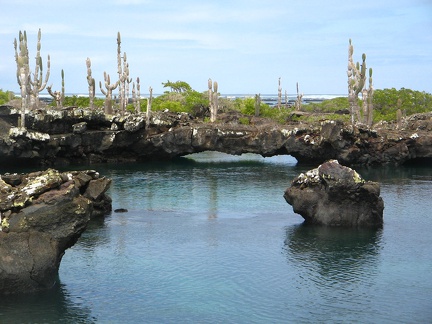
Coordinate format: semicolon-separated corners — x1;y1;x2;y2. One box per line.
208;78;212;105
295;82;303;111
363;68;374;126
213;81;219;121
14;31;29;128
100;72;119;115
277;77;282;110
117;32;132;115
86;57;96;109
47;69;65;108
255;93;261;117
29;29;50;110
208;79;218;122
147;86;153;121
347;39;366;124
132;77;141;113
14;29;50;126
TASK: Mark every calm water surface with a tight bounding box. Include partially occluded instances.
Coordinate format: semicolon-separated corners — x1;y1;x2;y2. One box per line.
1;153;431;323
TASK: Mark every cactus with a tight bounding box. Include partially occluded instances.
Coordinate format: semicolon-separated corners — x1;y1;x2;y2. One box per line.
361;69;374;126
86;57;96;109
396;98;404;129
396;108;403;129
147;86;153;121
14;31;29;128
117;32;133;115
255;93;261;117
277;77;282;110
14;29;50;126
208;78;213;107
347;39;367;124
208;79;218;122
132;77;141;113
365;68;374;126
136;78;141;113
99;72;119;115
47;69;65;108
29;29;50;110
295;82;303;111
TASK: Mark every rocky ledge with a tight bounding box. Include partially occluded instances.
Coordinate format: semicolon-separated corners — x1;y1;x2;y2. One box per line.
284;160;384;227
0;168;112;294
0;106;431;167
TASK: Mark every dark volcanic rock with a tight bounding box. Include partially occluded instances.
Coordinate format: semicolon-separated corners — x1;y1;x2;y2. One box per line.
0;106;431;167
284;160;384;227
0;169;112;294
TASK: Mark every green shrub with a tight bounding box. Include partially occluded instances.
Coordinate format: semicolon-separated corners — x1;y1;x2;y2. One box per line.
299;89;432;124
305;97;350;113
0;89;15;105
152;89;208;114
373;88;432;118
239;117;250;125
55;95;104;108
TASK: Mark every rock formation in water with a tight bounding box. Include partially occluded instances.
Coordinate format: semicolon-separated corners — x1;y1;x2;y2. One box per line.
284;159;384;227
0;168;112;294
0;105;431;167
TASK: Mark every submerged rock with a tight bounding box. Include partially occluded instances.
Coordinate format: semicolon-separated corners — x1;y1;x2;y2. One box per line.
0;169;112;294
284;160;384;227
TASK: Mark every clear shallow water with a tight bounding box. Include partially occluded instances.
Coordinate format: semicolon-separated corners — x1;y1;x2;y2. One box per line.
1;153;432;323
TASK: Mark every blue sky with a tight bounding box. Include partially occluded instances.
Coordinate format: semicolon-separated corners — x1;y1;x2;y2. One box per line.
1;0;431;95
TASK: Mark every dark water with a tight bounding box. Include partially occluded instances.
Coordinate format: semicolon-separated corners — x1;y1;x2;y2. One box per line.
1;153;432;323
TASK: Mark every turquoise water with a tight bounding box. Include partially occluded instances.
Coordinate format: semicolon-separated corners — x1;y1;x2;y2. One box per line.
1;153;432;323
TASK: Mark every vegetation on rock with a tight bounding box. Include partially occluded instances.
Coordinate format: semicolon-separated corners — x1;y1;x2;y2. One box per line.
0;89;15;105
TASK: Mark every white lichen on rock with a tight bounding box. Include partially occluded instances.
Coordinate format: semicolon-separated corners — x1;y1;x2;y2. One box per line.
9;127;50;142
295;167;320;185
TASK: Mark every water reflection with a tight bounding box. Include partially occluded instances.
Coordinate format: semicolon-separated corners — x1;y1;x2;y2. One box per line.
74;216;111;252
284;224;382;278
356;164;432;183
0;281;95;323
98;154;302;220
283;224;383;319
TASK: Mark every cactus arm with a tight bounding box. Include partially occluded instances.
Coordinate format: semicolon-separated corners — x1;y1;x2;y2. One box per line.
101;71;119;114
99;81;107;96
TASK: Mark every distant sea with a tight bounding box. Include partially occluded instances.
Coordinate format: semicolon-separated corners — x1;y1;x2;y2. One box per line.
30;93;347;106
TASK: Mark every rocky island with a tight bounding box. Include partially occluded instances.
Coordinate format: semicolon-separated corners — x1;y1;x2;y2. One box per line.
284;159;384;227
0;168;111;294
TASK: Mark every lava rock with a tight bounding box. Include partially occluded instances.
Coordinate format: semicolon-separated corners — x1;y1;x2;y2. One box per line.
0;169;112;294
284;159;384;227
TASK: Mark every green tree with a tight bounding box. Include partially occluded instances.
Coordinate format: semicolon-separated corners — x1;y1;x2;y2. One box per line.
152;81;208;114
161;80;192;93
